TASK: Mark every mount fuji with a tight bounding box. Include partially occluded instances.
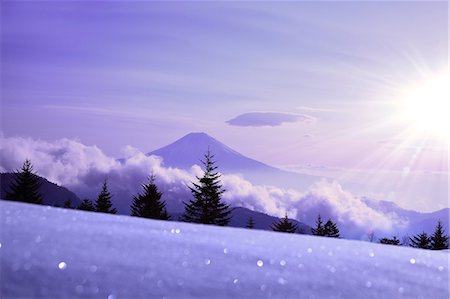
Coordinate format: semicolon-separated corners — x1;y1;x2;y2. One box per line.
148;132;320;190
145;132;448;238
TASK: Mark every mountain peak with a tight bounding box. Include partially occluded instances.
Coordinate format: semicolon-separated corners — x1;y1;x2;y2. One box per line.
180;132;214;141
148;132;270;171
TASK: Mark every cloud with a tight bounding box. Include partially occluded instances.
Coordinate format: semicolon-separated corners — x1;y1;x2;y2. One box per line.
226;112;315;127
0;134;403;237
297;106;333;112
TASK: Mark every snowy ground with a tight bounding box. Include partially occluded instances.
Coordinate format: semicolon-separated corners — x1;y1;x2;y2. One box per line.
1;201;449;299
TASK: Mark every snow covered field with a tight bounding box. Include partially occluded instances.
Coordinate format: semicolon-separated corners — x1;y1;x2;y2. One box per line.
1;201;448;299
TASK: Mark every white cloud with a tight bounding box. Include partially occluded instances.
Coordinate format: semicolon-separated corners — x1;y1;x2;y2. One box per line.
0;135;402;236
226;112;315;127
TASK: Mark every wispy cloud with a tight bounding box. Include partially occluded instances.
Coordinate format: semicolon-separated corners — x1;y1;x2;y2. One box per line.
297;106;334;112
226;112;315;127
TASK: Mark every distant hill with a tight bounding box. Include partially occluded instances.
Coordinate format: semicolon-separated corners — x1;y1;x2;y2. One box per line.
362;197;449;236
0;173;81;207
171;207;312;234
229;207;312;234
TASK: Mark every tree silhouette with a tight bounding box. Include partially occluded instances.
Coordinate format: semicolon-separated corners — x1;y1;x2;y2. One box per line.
94;180;117;214
311;214;326;236
409;232;431;249
379;236;401;245
246;217;255;229
430;220;449;250
131;174;170;220
63;199;73;209
5;159;43;204
324;219;340;238
78;199;95;211
181;150;232;226
271;213;298;233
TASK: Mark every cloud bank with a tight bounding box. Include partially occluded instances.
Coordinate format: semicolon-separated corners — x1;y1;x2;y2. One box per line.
0;134;403;237
226;112;315;127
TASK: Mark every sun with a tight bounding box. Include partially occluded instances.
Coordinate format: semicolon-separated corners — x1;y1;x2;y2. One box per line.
399;75;450;138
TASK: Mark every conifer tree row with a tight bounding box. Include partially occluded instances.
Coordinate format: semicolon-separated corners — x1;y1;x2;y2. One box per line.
78;199;96;211
379;236;401;245
311;215;340;238
181;150;232;226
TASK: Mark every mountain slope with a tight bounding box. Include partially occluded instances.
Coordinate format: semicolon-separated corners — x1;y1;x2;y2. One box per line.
0;173;81;207
362;197;449;236
148;132;320;189
1;201;448;299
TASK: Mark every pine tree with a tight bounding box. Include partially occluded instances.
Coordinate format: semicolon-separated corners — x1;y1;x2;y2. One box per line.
430;220;449;250
379;236;401;245
78;199;95;211
246;217;255;229
311;214;326;236
271;213;298;233
94;180;117;214
324;219;340;238
181;150;232;226
63;199;73;209
409;232;431;249
5;159;43;204
130;174;170;220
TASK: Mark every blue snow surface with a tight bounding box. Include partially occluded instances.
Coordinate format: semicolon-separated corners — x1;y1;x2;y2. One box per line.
0;201;448;299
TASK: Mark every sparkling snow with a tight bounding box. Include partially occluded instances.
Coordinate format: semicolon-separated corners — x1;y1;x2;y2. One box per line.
0;201;448;298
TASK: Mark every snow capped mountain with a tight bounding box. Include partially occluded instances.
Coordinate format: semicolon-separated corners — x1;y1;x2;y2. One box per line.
146;132;449;239
149;132;278;171
148;132;320;189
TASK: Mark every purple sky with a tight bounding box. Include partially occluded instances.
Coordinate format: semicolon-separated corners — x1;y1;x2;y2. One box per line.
1;1;448;210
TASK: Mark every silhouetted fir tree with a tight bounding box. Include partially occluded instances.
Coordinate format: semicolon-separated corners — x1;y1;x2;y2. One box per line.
130;174;170;220
78;199;95;211
246;217;255;229
63;199;73;209
94;180;117;214
409;232;431;249
430;220;449;250
271;213;298;233
311;214;326;236
324;219;340;238
181;150;232;226
379;236;401;245
5;159;43;204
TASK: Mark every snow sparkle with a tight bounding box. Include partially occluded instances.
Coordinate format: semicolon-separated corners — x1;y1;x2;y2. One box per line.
58;262;67;270
257;260;264;267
